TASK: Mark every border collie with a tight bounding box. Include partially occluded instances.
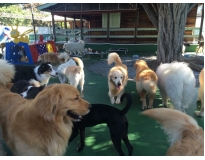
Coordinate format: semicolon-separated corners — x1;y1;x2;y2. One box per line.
10;79;45;99
12;62;57;86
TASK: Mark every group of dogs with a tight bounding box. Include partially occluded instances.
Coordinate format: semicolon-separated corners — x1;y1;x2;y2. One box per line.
0;50;204;156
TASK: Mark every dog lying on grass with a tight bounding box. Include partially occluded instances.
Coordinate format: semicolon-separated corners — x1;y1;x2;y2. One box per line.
69;93;133;156
142;108;204;156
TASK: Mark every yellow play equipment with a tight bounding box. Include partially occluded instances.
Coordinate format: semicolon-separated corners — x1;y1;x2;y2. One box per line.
10;25;33;44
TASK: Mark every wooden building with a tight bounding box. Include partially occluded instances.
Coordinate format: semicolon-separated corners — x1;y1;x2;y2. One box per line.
37;3;201;44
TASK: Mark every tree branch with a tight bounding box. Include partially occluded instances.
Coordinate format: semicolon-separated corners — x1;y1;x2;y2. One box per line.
188;3;197;13
141;3;159;31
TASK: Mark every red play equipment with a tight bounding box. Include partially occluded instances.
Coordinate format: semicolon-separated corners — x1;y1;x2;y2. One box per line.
6;35;57;64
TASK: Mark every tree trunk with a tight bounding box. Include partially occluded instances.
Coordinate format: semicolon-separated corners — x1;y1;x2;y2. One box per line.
157;4;190;63
141;3;197;64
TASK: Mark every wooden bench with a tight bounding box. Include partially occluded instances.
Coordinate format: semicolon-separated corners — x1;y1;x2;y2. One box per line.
107;48;128;54
84;51;108;58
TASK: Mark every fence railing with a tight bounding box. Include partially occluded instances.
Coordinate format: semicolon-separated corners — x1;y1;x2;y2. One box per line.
53;27;200;40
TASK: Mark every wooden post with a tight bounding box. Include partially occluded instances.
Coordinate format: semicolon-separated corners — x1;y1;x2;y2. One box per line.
199;3;204;41
64;16;68;41
107;13;110;42
74;15;76;40
80;14;83;40
134;5;139;44
51;14;56;42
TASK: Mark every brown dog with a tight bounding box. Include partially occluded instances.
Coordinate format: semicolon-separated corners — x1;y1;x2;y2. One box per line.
37;52;65;65
196;68;204;117
0;59;91;156
134;60;158;110
107;52;128;104
142;108;204;156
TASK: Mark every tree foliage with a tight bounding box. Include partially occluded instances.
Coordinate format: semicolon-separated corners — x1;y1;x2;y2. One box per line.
0;3;50;26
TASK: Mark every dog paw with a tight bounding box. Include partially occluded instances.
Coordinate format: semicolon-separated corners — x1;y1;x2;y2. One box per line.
142;106;147;110
147;106;153;109
195;111;204;117
115;98;121;104
77;147;83;152
110;98;115;104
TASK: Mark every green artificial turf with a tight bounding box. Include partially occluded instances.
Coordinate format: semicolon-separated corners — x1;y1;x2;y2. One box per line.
56;56;204;156
2;55;204;156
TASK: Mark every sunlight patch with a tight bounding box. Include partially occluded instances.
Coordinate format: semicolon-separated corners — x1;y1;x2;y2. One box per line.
85;136;96;146
128;133;140;140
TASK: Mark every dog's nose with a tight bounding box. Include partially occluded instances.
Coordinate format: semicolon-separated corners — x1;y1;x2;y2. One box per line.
56;72;58;75
117;83;121;86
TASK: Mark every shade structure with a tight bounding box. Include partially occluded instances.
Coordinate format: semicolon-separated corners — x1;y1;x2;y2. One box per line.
41;15;82;22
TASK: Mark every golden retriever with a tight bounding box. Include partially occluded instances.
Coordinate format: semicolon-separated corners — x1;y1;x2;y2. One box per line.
134;60;158;110
0;59;91;156
37;52;65;65
107;52;128;104
142;108;204;156
196;68;204;117
65;63;85;98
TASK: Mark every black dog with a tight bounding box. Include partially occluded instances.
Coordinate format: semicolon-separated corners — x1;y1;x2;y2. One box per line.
69;93;133;156
10;80;45;99
12;62;57;86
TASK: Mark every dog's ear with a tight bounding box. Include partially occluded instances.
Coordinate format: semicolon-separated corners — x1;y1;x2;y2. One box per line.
31;88;62;123
134;62;138;69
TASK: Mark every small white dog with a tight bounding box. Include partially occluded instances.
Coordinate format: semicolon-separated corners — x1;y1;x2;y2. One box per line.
156;61;196;112
65;65;85;98
63;40;85;56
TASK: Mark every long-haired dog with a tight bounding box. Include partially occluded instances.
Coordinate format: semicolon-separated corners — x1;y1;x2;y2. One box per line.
37;52;65;65
195;68;204;117
57;53;84;84
0;59;91;156
107;52;128;104
9;79;45;99
12;62;57;86
65;64;85;98
134;60;158;110
142;108;204;156
156;62;196;112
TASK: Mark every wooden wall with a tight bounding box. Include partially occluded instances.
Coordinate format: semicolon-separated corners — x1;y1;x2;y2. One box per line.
86;4;198;44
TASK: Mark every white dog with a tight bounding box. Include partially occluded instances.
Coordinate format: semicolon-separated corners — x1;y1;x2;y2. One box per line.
156;61;196;112
57;53;84;84
65;65;85;98
63;40;85;56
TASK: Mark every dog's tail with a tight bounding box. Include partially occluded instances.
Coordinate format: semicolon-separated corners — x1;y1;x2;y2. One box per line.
142;108;202;145
0;59;15;85
120;93;133;116
73;57;84;69
107;52;123;66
